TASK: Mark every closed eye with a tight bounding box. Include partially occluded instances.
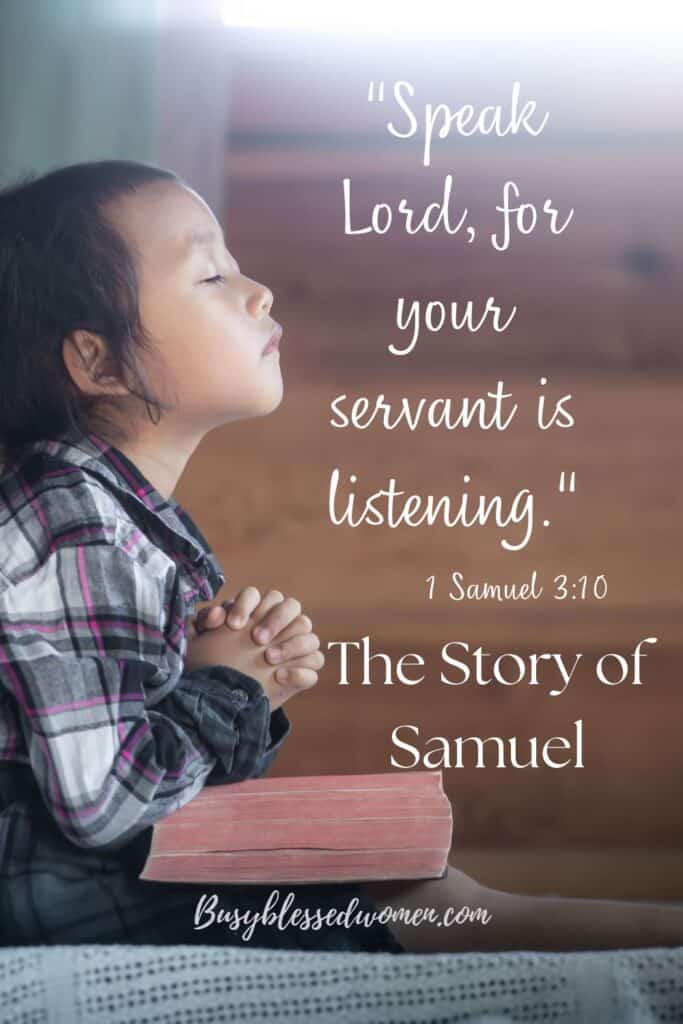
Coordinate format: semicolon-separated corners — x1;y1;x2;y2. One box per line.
203;274;225;285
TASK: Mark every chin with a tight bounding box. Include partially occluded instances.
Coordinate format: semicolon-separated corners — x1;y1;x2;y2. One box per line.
253;382;285;417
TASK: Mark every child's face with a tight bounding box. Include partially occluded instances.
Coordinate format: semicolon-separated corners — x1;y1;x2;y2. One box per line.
107;180;283;435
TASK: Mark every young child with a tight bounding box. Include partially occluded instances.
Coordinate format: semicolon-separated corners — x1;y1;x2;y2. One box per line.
0;159;680;955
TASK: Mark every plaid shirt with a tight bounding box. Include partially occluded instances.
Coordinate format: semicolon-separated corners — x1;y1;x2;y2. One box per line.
0;428;405;955
0;428;292;897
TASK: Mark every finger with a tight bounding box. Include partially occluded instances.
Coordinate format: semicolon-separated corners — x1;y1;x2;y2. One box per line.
275;650;325;677
247;590;286;637
265;613;313;645
222;586;262;628
273;666;319;690
205;605;226;628
252;595;302;646
194;604;226;635
264;633;321;664
190;609;207;636
288;650;325;671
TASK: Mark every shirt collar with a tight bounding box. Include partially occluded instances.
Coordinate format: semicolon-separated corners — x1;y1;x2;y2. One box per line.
25;427;225;601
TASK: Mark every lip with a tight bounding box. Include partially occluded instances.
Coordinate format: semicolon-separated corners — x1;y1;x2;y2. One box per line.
262;323;283;355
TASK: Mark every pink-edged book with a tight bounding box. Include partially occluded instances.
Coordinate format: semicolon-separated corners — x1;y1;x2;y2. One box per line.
139;770;453;885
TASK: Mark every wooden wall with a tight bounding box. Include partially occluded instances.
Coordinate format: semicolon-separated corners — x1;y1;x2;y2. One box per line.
178;28;683;898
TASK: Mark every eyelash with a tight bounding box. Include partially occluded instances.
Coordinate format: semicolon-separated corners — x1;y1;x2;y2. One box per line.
203;274;225;285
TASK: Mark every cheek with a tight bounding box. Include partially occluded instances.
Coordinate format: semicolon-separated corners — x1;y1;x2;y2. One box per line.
138;286;187;347
195;299;257;361
140;286;254;371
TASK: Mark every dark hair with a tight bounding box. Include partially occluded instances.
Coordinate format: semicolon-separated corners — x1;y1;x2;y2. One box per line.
0;158;186;460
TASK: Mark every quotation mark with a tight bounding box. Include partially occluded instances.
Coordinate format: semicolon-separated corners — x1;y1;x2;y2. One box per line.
558;471;576;493
544;471;577;527
368;81;386;102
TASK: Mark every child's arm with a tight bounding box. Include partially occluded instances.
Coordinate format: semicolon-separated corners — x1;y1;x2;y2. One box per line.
0;540;283;853
181;592;325;783
162;664;291;785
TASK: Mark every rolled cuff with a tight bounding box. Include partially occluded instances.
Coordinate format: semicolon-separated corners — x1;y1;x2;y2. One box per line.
181;664;291;783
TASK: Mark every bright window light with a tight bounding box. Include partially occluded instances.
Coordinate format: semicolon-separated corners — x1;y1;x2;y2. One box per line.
221;0;682;34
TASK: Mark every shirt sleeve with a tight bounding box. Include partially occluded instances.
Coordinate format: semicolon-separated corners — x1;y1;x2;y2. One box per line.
159;666;291;786
0;540;288;852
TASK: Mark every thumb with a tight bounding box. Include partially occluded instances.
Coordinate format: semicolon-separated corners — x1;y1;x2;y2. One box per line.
195;604;226;634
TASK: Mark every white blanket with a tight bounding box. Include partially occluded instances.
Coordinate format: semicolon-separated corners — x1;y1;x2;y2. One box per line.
1;944;683;1023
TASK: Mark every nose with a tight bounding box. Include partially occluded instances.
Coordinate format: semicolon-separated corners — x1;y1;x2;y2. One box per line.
247;280;274;320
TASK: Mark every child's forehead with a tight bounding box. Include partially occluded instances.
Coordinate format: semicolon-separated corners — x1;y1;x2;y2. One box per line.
107;181;223;264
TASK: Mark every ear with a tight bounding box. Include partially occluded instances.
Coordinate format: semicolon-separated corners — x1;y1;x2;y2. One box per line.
62;330;130;397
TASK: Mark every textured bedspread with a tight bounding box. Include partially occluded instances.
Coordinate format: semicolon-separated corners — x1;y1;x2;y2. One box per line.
2;943;683;1023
